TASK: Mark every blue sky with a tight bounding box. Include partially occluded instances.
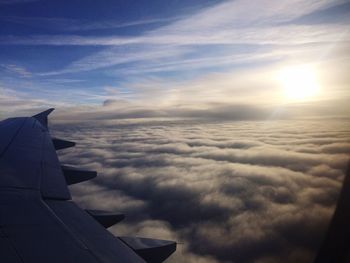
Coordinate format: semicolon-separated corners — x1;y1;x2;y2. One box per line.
0;0;349;115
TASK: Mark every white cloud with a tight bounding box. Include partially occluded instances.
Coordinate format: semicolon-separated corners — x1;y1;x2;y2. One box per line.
53;116;349;263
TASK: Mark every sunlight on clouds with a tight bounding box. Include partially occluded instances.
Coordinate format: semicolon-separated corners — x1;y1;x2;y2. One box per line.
277;65;320;102
94;58;347;117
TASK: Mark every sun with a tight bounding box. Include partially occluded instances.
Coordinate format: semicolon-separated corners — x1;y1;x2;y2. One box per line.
278;65;320;101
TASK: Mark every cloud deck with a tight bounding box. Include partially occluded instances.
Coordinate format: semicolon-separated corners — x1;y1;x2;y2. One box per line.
53;117;349;263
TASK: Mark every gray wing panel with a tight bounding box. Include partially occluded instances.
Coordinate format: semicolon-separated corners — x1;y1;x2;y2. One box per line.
0;118;25;156
0;229;23;263
0;118;42;189
0;190;145;263
46;200;145;263
0;190;97;263
0;117;70;199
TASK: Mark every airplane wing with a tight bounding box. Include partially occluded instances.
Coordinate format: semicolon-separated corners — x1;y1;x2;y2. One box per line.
0;109;176;263
313;160;350;263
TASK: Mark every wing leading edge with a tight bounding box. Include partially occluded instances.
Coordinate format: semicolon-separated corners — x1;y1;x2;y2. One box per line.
0;109;176;263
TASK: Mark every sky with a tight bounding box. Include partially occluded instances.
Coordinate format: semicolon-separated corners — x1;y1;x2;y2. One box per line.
1;1;350;263
0;0;349;118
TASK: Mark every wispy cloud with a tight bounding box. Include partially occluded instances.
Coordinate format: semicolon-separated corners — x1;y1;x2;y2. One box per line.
0;0;39;5
1;64;32;77
0;0;349;112
7;0;345;79
1;0;347;44
40;44;193;75
0;86;62;118
0;16;181;31
1;21;348;47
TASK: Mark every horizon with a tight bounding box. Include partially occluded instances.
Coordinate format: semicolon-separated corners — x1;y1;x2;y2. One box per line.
1;1;350;263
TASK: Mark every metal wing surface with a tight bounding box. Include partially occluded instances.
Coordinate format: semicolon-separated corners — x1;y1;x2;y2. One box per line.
0;109;176;263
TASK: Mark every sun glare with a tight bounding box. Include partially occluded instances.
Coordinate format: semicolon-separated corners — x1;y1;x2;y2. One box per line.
278;65;320;101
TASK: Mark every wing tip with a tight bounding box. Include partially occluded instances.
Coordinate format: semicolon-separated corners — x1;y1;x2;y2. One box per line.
32;108;55;128
33;108;55;118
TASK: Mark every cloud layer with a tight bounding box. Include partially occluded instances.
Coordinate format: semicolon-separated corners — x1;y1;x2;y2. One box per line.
52;117;349;263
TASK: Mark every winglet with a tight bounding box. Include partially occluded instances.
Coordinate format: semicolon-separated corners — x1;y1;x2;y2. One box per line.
32;108;55;128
